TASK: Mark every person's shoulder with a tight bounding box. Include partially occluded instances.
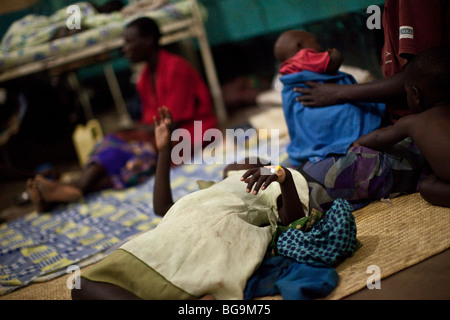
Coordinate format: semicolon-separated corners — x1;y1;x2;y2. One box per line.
390;111;424;135
398;106;450;129
422;105;450;119
395;112;420;124
161;50;198;75
161;50;190;65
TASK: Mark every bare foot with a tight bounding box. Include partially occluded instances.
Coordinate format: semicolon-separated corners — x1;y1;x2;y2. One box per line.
34;174;83;204
26;178;49;213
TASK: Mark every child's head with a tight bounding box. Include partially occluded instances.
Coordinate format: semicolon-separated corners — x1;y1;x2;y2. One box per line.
274;30;343;74
405;47;450;112
274;30;321;62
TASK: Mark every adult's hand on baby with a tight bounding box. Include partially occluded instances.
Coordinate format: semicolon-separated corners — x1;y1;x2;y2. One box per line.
154;106;173;151
241;166;286;195
294;82;342;107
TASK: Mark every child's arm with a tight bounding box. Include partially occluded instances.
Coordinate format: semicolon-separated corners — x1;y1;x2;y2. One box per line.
241;166;305;225
153;107;175;216
277;169;306;224
353;115;413;151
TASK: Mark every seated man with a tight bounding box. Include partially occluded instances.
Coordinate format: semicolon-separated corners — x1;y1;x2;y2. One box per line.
25;17;217;213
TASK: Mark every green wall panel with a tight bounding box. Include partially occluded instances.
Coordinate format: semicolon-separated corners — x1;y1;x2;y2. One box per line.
200;0;384;45
1;0;384;45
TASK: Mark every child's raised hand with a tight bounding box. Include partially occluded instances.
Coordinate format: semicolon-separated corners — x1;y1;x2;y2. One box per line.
241;165;286;195
154;106;173;151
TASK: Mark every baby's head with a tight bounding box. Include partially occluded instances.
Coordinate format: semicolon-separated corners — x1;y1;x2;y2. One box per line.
405;47;450;112
274;30;343;74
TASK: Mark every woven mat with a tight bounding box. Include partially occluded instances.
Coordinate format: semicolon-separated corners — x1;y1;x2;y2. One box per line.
0;264;96;300
326;192;450;300
2;192;449;300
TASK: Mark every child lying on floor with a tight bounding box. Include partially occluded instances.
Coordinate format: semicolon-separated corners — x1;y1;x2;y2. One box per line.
274;30;386;166
71;107;359;300
71;107;307;300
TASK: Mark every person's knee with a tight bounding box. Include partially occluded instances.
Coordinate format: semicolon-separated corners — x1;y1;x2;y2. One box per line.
419;174;435;200
419;174;450;207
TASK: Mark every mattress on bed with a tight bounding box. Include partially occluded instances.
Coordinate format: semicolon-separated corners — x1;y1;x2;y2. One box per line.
0;0;206;72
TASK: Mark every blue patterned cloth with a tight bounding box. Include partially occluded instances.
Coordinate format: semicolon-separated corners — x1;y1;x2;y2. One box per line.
277;199;357;266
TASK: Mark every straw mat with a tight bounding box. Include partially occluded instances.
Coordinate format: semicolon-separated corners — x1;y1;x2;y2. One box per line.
1;193;449;300
326;192;450;299
0;265;93;300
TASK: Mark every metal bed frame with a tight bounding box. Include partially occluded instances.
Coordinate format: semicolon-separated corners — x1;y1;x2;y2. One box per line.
0;0;227;127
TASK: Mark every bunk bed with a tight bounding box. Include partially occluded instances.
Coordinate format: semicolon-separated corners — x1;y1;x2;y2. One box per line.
0;0;227;126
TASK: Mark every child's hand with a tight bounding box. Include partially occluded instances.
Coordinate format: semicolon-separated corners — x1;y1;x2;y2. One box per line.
154;106;173;151
241;165;286;195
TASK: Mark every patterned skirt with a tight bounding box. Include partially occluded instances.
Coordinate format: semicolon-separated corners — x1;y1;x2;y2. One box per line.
87;133;158;190
297;138;427;212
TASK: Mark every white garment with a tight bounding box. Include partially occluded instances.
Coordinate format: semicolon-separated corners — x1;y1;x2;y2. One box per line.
121;169;309;299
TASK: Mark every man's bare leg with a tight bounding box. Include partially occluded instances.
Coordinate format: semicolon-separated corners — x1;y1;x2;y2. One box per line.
26;162;112;212
26;178;49;213
72;162;112;194
33;175;83;203
25;175;83;213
